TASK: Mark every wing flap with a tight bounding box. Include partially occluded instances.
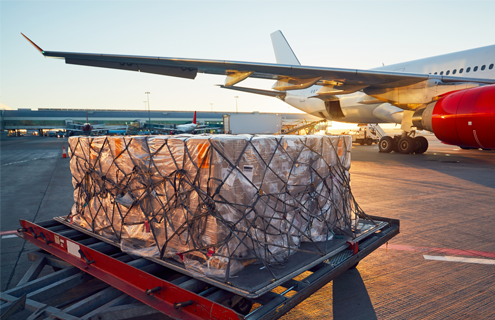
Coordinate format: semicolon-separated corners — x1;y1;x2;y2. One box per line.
220;85;286;98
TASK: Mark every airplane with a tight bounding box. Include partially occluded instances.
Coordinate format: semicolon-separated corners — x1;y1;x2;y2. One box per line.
21;32;495;153
65;110;127;136
174;111;222;134
176;111;199;133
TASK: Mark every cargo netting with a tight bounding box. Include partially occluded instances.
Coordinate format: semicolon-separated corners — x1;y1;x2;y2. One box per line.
67;134;371;282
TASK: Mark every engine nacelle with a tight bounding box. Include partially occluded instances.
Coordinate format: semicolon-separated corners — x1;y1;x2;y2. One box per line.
413;84;495;149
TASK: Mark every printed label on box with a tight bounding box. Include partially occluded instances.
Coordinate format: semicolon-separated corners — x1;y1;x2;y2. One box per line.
243;165;254;182
284;139;295;149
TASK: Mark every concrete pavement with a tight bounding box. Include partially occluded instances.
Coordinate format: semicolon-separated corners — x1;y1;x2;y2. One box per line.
1;134;495;319
1;136;73;291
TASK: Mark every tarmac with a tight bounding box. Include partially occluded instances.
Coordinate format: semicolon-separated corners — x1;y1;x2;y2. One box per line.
1;134;495;319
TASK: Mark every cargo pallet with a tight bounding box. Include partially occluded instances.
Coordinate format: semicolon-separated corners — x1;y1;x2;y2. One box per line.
1;217;399;319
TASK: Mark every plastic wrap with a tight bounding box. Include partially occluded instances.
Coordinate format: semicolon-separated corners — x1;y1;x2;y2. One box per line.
67;134;363;281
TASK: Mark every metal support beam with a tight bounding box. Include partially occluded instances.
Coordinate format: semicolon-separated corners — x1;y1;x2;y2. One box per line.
17;256;46;286
0;294;26;320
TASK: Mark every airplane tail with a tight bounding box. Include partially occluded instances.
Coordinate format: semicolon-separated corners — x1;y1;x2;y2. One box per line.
193;111;197;124
270;30;301;65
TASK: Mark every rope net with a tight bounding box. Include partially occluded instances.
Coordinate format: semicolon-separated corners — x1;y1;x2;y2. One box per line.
67;134;368;281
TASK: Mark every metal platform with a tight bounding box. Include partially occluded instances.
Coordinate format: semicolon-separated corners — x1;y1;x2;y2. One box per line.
54;216;389;298
2;216;398;319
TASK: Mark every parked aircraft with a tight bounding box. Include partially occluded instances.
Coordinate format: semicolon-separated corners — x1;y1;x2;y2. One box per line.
22;32;495;153
174;111;221;134
65;110;127;136
176;111;199;133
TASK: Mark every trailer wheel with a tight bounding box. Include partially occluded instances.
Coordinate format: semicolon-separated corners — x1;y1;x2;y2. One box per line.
366;138;372;145
232;298;254;315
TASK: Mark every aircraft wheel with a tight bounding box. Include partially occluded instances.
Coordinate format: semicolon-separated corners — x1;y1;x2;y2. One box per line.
379;136;394;153
366;138;373;145
414;136;429;154
398;136;415;154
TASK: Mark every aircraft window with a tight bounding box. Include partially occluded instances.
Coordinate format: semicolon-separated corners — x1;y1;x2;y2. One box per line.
466;67;471;72
474;66;478;71
434;72;438;74
481;65;486;70
452;69;457;74
459;68;464;73
446;70;450;75
490;64;494;70
440;71;444;75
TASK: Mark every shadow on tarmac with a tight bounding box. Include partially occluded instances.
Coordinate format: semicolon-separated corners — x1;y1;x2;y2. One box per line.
333;268;377;320
350;143;495;191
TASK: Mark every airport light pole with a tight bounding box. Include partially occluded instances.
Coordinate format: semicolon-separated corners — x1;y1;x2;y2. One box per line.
145;92;151;133
210;103;213;112
234;96;239;113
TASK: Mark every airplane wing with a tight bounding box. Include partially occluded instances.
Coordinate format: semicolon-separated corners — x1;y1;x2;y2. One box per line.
22;33;495;95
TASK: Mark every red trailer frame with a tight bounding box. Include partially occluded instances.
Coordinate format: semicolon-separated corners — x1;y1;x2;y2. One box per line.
16;219;242;320
6;216;399;320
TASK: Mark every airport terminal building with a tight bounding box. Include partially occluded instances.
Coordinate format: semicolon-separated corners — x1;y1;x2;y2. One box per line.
0;108;322;135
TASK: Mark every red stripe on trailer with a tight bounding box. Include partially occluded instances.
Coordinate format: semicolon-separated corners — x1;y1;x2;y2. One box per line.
17;220;242;320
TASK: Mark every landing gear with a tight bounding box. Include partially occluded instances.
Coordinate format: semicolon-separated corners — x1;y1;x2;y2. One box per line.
414;136;429;154
379;136;394;153
398;136;415;154
378;133;429;154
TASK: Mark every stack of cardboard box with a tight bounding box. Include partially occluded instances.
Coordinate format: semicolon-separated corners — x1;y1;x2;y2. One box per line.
68;134;353;279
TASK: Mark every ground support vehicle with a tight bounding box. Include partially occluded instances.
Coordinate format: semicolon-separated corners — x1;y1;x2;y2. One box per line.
1;216;399;319
348;124;385;145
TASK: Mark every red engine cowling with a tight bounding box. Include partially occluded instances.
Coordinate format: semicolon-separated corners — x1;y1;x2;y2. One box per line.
430;84;495;149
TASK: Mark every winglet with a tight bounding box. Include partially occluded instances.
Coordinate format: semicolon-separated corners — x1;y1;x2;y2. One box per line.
21;33;44;54
193;111;197;124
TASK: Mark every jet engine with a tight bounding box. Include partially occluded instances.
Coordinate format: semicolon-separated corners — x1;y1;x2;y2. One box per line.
413;84;495;149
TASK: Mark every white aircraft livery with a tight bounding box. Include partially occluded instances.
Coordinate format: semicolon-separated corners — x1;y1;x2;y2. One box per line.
176;111;199;133
22;31;495;153
174;111;222;134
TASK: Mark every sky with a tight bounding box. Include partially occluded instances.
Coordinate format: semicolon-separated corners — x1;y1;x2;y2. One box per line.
2;0;495;117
